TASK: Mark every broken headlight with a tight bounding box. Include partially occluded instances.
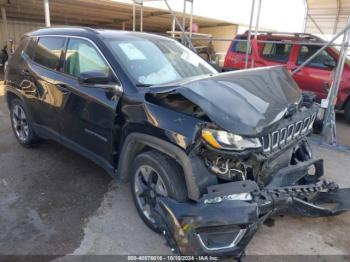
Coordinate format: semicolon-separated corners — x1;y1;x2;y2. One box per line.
201;128;261;151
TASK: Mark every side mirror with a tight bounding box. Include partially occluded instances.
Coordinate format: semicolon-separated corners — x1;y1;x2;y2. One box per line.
78;71;110;85
323;59;336;69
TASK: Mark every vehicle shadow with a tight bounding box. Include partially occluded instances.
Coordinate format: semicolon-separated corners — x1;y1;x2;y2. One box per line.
0;83;113;255
334;112;350;147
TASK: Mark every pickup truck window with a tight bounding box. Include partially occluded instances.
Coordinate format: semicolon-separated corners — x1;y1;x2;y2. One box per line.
297;45;336;69
262;42;292;63
64;38;110;78
33;37;65;70
231;38;251;54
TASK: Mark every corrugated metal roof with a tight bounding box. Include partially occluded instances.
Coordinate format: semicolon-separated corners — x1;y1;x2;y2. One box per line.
0;0;235;32
305;0;350;35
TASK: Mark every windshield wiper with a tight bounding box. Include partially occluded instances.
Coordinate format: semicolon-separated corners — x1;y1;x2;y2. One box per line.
136;83;153;87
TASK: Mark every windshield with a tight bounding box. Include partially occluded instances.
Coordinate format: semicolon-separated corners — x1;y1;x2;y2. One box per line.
105;37;217;86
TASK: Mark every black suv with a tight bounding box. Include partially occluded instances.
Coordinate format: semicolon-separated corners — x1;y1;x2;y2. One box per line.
4;27;350;257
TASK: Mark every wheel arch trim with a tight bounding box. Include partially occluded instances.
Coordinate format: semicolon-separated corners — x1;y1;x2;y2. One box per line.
117;132;200;200
5;88;25;109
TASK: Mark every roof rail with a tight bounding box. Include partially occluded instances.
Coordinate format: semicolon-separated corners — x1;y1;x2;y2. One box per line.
243;30;322;40
34;26;100;35
81;27;100;34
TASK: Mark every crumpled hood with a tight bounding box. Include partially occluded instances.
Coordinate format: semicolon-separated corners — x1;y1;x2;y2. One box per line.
147;66;302;136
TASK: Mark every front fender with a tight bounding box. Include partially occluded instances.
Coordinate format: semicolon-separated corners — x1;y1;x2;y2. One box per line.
142;101;204;150
116;132;216;200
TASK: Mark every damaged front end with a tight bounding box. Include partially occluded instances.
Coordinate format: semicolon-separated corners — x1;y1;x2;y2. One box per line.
144;66;350;257
153;161;350;257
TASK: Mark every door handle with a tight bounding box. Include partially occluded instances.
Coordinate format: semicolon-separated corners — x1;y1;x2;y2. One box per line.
56;83;70;93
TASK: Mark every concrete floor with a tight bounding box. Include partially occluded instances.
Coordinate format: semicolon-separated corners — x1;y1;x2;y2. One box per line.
1;84;350;258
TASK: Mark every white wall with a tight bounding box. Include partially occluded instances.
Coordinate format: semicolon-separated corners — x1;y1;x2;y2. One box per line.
0;19;44;48
199;25;238;65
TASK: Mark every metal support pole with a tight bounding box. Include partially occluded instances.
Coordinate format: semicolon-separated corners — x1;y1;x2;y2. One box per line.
171;16;176;38
122;21;126;31
321;16;350;145
189;0;193;38
254;0;261;40
307;14;325;36
140;2;143;32
245;0;255;69
185;37;350;47
1;7;10;59
333;0;340;34
303;0;308;33
163;0;195;50
251;0;261;67
182;0;187;44
43;0;51;27
133;1;136;32
291;24;350;75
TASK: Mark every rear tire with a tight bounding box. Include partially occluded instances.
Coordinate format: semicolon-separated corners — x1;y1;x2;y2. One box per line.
10;98;39;147
130;150;187;232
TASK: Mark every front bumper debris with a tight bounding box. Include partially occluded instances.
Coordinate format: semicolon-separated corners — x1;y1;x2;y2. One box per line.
153;159;350;257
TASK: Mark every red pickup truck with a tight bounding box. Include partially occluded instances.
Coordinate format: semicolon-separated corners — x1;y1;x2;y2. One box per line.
224;32;350;123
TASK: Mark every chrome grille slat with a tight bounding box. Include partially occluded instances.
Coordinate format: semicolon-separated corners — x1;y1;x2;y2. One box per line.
271;131;279;149
302;117;310;134
308;113;316;131
262;134;272;152
279;128;287;146
260;113;315;153
286;124;294;142
293;121;303;138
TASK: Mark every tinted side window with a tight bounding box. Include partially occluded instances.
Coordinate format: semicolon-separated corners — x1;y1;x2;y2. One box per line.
298;45;335;69
23;37;37;59
231;38;251;54
33;37;65;70
64;38;109;78
262;42;292;63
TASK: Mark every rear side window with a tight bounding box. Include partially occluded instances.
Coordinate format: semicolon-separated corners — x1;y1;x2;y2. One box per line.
298;45;336;69
33;37;65;70
262;42;292;63
63;38;110;78
231;38;251;54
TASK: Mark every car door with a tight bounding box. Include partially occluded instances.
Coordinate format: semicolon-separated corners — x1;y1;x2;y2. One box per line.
224;36;252;69
291;45;336;101
55;37;122;167
20;36;67;136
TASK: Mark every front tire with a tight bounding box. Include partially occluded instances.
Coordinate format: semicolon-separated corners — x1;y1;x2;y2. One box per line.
10;98;38;147
130;150;187;232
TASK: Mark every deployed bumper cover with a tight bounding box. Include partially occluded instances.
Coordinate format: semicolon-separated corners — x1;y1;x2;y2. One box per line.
153;159;350;257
